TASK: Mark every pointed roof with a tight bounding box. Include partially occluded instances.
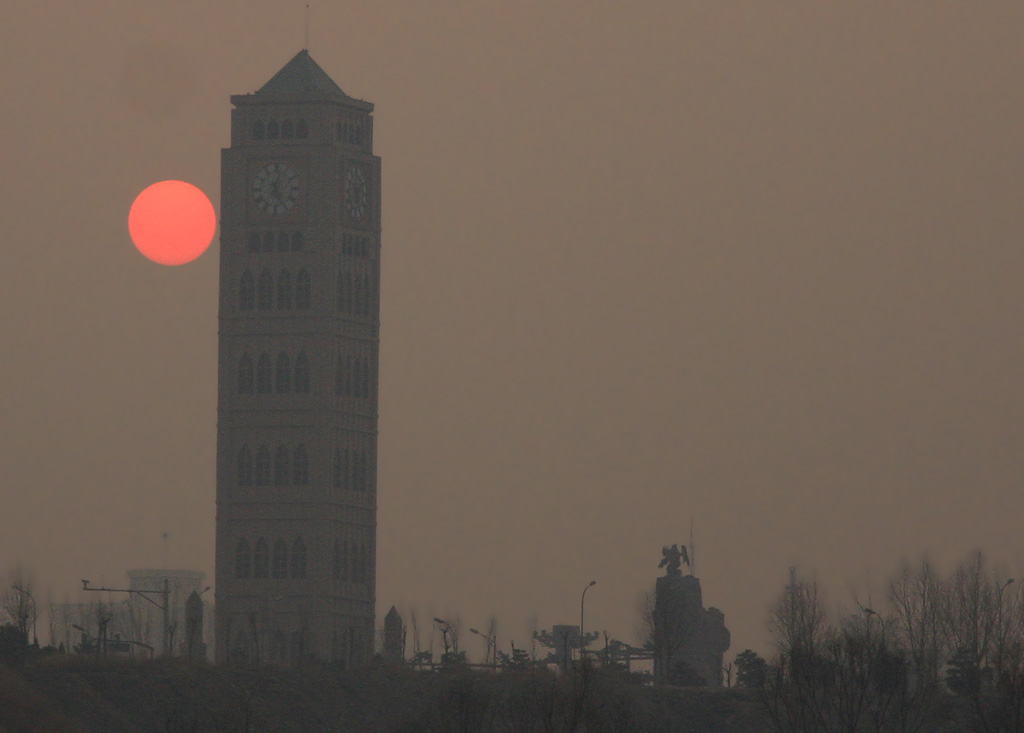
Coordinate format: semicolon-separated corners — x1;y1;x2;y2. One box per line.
256;50;345;96
235;50;373;110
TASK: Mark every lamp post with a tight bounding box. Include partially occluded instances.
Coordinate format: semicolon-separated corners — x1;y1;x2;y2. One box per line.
469;627;497;668
580;580;597;661
996;578;1015;677
434;617;453;660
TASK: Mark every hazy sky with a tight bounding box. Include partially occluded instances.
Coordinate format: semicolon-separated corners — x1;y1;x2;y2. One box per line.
2;1;1023;660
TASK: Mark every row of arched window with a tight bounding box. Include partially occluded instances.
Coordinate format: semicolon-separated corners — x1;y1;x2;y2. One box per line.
237;444;373;489
333;447;372;491
336;355;373;399
240;269;311;311
253;119;309;141
338;120;368;146
248;231;304;253
237;444;310;487
331;539;373;583
234;536;372;583
235;537;307;579
337;272;375;317
342;234;371;257
228;627;368;666
239;351;310;394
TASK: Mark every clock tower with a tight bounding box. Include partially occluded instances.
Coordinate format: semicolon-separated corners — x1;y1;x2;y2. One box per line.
214;51;380;666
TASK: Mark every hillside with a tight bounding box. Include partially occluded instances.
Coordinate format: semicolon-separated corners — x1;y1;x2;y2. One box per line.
0;656;770;732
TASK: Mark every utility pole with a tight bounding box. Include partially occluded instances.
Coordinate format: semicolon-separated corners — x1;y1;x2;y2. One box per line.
82;578;171;656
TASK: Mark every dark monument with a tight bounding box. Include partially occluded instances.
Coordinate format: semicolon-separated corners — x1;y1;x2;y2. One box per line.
383;606;404;664
653;544;730;686
184;590;205;660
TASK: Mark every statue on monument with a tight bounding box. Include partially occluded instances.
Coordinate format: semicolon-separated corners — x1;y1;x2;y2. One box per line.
658;544;690;577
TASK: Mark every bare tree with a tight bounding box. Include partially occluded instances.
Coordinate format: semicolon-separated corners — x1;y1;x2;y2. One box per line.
769;567;829;665
889;557;947;689
2;566;36;645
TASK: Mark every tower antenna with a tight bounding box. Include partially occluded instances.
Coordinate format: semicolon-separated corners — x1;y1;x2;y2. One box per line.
689;517;695;576
305;4;311;51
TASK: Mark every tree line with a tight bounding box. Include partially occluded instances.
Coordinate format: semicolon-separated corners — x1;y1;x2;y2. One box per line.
752;551;1024;732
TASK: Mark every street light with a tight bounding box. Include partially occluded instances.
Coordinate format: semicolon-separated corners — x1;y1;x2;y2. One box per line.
580;580;597;661
996;578;1015;677
469;627;497;668
434;617;453;658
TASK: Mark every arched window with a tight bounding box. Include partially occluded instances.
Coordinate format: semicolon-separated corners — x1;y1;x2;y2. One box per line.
337;272;349;313
272;538;288;579
293;444;309;485
352;542;363;583
295;269;311;310
336;121;344;141
334;447;348;488
291;538;307;578
277;270;293;310
252;120;265;140
332;539;346;580
272;630;286;663
275;352;291;393
237;446;252;486
256;353;272;393
247;233;260;252
257;270;274;310
354;450;367;491
362;358;374;397
254;538;269;578
342;272;354;311
235;538;252;579
239;271;255;311
357;274;369;316
274;445;291;486
336;354;350;396
281;119;294;139
255;445;271;486
262;232;275;252
231;630;250;663
291;231;304;251
296;119;308;139
294;352;310;393
290;629;305;663
353;359;364;398
238;354;254;394
267;120;280;139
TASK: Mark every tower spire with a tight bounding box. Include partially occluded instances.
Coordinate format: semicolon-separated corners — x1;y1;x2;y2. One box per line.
305;4;310;51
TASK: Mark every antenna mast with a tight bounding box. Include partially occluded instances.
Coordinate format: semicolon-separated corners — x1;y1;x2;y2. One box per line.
305;4;311;50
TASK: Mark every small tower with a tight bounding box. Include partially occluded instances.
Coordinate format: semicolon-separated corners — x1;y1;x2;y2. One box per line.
185;591;205;660
383;606;404;663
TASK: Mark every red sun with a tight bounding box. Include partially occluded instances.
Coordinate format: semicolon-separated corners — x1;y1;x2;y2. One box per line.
128;180;216;265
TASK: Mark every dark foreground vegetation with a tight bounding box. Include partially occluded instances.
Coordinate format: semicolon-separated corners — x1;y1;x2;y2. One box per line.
0;654;769;733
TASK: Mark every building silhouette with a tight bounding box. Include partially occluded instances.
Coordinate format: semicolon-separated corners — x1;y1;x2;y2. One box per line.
214;50;380;666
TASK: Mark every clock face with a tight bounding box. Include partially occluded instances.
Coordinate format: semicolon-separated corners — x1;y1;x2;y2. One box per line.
252;163;299;214
344;167;369;221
